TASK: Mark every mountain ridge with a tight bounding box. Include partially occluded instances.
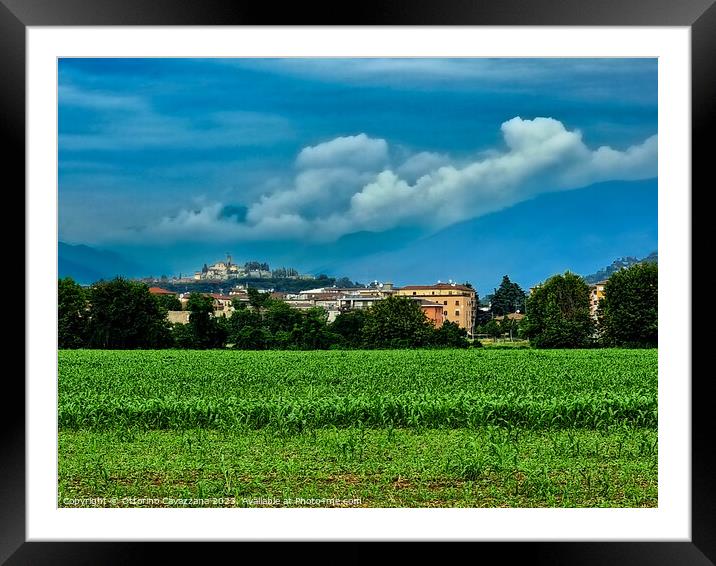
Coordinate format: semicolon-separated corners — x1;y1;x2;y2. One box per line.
59;242;148;284
315;178;657;291
583;251;658;284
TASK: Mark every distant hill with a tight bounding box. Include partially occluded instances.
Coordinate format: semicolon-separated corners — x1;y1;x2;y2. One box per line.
158;276;358;295
318;178;657;291
59;242;147;284
583;251;658;284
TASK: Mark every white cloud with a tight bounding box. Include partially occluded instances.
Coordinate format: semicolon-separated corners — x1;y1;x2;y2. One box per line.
221;58;527;86
221;59;656;102
397;151;451;182
59;83;294;150
60;110;294;151
296;134;388;170
123;117;657;245
246;167;377;223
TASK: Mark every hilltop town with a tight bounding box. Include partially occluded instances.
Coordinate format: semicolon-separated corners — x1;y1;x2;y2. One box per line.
136;250;483;332
139;252;621;337
151;278;480;336
190;254;317;282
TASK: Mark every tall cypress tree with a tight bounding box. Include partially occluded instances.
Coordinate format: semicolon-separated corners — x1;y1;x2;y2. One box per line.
491;275;526;316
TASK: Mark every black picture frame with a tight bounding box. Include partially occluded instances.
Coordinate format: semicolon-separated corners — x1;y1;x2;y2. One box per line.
4;0;712;562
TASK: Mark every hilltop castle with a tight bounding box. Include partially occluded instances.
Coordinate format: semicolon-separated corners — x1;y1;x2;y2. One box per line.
193;253;313;281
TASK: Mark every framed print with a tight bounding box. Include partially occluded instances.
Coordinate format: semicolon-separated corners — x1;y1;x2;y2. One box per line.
5;0;713;562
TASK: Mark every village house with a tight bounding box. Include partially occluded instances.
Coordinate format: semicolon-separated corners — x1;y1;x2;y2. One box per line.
396;283;476;335
337;295;382;310
167;310;190;324
148;287;190;324
589;280;608;317
169;291;237;323
337;293;444;328
207;293;234;316
415;299;445;328
148;286;177;296
157;276;471;331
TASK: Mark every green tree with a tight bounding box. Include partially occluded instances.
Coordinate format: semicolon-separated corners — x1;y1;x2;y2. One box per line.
362;296;434;348
87;278;172;349
431;321;469;348
334;277;355;288
186;293;226;349
264;299;303;335
58;277;88;348
475;294;492;326
154;293;182;311
245;261;269;271
292;307;338;350
598;262;658;347
227;306;269;349
331;309;369;347
522;272;594;348
246;287;271;310
170;322;195;348
483;318;503;341
500;316;520;341
491;275;526;316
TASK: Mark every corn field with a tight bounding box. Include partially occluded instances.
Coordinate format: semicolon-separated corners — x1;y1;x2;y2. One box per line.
58;348;657;507
59;349;656;431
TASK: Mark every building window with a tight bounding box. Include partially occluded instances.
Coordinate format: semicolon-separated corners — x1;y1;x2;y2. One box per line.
443;311;448;316
443;301;448;305
432;291;435;295
455;300;460;305
455;310;460;316
412;292;416;295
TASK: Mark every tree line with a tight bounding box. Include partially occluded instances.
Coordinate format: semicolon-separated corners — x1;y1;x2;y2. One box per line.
58;279;471;350
59;261;657;350
476;263;658;348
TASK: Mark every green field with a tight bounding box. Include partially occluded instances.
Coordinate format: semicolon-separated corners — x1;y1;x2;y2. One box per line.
58;349;658;507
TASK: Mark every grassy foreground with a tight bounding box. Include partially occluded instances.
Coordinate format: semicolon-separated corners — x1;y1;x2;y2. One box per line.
58;349;657;508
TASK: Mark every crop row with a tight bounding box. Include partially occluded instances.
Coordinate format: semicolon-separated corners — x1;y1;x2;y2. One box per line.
59;394;656;431
58;349;657;431
59;349;656;397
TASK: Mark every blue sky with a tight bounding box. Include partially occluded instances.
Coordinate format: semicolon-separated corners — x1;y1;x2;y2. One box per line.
58;58;657;290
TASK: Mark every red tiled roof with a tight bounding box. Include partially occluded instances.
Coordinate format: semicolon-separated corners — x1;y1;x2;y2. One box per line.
148;287;176;295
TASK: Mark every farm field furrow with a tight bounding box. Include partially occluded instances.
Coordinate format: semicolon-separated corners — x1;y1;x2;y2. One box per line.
58;428;657;508
59;349;657;431
58;348;657;507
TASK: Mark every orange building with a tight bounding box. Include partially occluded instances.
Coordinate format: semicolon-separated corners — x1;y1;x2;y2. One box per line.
589;281;608;317
416;299;445;328
396;283;476;335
